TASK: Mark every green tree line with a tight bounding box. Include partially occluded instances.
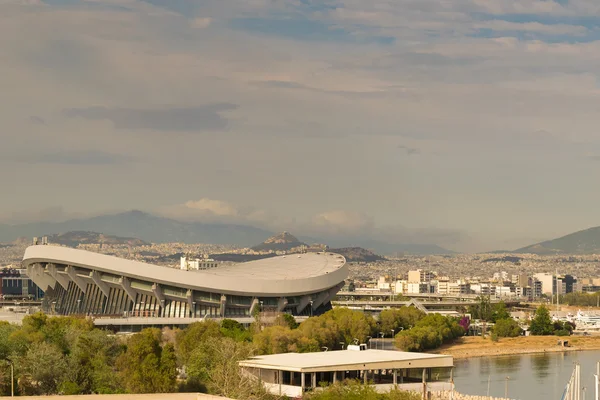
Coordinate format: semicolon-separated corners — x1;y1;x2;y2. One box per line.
0;307;468;397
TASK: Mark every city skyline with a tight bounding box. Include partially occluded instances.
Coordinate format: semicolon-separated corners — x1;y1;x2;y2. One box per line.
3;1;600;252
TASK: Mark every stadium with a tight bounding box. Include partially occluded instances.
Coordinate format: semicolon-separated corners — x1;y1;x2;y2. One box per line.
22;245;348;319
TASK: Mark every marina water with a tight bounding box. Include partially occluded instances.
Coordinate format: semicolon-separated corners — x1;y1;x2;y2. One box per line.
453;350;600;399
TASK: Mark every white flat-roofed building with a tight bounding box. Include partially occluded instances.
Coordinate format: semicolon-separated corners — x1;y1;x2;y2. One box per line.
239;348;454;397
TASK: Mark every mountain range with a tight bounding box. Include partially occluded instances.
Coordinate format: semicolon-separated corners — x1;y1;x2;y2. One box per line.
0;210;453;255
515;226;600;255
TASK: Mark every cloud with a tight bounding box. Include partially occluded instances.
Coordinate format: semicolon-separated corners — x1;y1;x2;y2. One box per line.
28;116;45;125
183;198;239;217
398;145;420;155
310;210;374;235
0;206;80;225
473;20;588;36
4;0;600;253
158;198;272;226
62;104;238;132
18;150;134;165
191;17;211;28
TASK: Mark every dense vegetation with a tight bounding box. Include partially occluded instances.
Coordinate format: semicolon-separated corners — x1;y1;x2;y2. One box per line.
394;314;465;351
0;307;466;397
304;381;421;400
559;292;600;307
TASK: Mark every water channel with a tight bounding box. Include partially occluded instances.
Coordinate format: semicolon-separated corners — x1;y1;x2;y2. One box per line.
453;350;600;399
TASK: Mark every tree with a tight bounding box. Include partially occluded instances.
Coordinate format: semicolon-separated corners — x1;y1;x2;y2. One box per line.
493;318;521;337
298;308;376;349
175;321;221;364
469;296;492;321
529;305;554;335
221;319;253;342
19;341;68;395
394;314;465;352
395;327;442;352
379;307;425;333
458;316;470;332
116;328;177;393
490;301;511;323
69;329;123;394
186;337;270;399
275;313;299;330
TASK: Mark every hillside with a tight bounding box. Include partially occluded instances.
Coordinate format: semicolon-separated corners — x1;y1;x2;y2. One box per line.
44;231;149;247
0;210;454;255
515;226;600;254
251;232;306;252
328;247;386;262
0;210;272;247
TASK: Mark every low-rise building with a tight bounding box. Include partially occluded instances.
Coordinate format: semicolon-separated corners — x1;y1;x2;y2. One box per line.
239;348;454;397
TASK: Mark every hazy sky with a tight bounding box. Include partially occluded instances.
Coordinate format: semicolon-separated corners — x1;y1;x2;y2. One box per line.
3;0;600;252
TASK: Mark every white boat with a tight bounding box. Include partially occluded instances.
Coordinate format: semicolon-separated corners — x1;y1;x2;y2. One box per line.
575;310;600;328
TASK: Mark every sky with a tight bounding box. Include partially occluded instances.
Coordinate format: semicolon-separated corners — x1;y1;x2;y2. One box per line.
3;0;600;252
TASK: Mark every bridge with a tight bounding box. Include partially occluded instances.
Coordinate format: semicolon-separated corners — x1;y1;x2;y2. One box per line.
336;291;483;301
332;297;520;315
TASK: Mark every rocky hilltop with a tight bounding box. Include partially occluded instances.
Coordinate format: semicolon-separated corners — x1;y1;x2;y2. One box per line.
251;232;307;252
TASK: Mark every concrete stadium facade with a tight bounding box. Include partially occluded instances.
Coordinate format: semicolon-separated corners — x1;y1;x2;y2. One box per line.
22;245;348;318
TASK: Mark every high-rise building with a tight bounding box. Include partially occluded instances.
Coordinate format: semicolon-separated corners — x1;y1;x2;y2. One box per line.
533;273;554;295
407;269;434;283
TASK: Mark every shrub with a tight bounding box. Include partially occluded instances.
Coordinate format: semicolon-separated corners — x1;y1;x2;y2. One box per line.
493;318;522;338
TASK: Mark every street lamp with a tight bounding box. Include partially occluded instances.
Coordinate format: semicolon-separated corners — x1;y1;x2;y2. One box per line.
51;301;57;315
77;299;82;314
391;329;395;339
367;336;372;350
309;300;314;317
192;301;197;318
379;332;384;350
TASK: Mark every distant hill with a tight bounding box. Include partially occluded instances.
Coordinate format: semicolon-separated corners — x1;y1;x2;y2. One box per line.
251;232;306;252
0;210;454;255
328;247;386;262
0;210;272;247
515;226;600;254
320;238;454;256
44;231;149;247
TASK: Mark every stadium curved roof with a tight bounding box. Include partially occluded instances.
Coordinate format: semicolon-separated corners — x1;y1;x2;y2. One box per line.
22;245;348;297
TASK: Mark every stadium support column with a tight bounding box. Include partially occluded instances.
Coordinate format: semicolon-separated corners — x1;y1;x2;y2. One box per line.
66;266;87;293
277;297;288;312
310;290;329;311
296;296;311;315
46;264;69;290
120;277;137;303
28;263;55;292
152;284;165;317
250;298;259;315
90;271;109;298
186;290;194;317
220;295;226;317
